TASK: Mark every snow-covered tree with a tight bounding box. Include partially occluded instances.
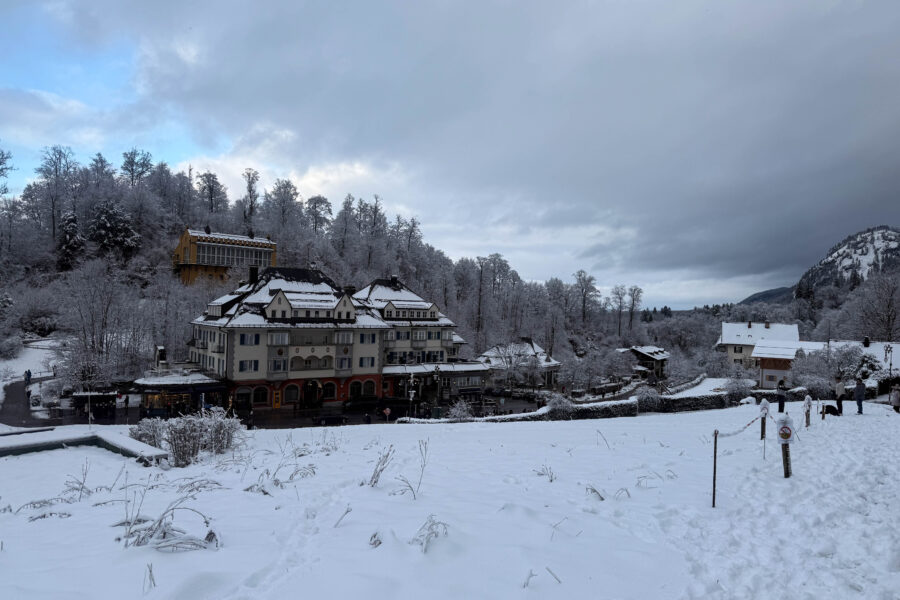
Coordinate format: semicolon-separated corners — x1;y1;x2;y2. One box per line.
88;201;141;260
56;211;85;271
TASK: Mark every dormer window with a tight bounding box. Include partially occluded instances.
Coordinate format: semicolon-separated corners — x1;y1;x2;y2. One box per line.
314;311;320;318
293;310;298;317
306;310;311;318
326;311;332;318
337;311;342;319
430;311;435;318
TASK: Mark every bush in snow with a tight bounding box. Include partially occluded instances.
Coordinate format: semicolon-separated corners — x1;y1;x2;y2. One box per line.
545;393;574;420
129;418;168;450
447;400;472;422
0;335;22;360
635;386;660;411
199;407;242;455
725;374;753;404
165;416;206;468
130;410;242;466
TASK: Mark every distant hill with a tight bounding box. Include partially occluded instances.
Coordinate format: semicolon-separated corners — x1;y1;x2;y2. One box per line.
740;225;900;305
739;286;794;305
796;225;900;293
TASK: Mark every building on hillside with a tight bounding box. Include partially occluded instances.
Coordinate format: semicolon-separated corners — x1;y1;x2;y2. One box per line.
353;276;484;404
617;346;670;380
189;269;482;413
716;321;799;370
173;227;277;285
478;338;561;389
750;340;826;388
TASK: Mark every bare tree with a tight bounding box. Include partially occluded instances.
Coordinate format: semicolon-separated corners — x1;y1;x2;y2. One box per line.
0;140;12;197
196;171;228;214
241;168;260;232
610;285;627;337
305;195;333;235
120;148;153;188
853;273;900;341
573;269;598;327
627;285;643;330
36;145;78;244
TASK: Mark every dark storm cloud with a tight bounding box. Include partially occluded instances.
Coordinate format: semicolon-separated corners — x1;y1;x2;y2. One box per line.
31;0;900;303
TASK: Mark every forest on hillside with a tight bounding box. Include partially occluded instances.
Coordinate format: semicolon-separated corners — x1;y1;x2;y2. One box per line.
1;143;898;390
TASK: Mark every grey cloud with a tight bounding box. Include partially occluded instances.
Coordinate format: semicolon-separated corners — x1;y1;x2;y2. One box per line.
35;0;900;303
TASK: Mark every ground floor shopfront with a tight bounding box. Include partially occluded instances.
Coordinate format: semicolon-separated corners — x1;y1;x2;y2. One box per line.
231;374;384;410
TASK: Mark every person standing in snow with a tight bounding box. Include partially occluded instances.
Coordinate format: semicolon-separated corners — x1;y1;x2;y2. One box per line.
890;384;900;414
853;378;865;414
833;376;845;416
776;379;788;413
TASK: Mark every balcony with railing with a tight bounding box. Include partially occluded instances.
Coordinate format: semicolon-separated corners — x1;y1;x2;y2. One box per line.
211;344;225;353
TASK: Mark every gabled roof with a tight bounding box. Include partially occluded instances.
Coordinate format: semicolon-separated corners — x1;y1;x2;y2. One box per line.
628;346;671;361
187;229;276;247
750;340;826;360
479;338;561;369
717;322;799;346
355;277;427;308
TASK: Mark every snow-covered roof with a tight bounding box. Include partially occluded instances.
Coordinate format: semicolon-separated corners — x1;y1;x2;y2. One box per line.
452;333;467;344
717;322;799;346
188;229;276;247
134;372;222;387
354;277;427;309
479;339;561;370
283;291;340;310
628;346;671;361
382;362;489;375
208;293;242;306
750;340;826;360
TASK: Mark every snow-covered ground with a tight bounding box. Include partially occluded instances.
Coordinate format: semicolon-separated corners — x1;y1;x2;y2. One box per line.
665;377;755;398
2;402;899;599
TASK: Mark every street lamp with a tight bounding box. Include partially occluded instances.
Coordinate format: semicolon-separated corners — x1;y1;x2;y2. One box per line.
407;372;418;418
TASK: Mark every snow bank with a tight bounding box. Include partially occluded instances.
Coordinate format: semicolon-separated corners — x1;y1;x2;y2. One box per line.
2;404;899;599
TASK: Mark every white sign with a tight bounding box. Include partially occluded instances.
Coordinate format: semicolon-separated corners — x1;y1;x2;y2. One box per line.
776;415;795;444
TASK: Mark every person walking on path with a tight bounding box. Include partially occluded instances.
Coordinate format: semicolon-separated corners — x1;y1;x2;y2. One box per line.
776;379;788;413
890;384;900;414
853;378;866;414
834;376;845;415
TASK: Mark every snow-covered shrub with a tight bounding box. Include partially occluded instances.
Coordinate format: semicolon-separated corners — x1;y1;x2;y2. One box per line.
129;418;168;450
0;335;22;360
165;416;205;468
199;408;242;455
447;400;472;422
409;515;448;554
546;393;574;419
725;375;753;404
635;386;660;411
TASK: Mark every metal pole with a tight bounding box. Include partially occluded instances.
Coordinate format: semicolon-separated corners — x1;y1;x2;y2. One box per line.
712;430;718;508
782;443;791;478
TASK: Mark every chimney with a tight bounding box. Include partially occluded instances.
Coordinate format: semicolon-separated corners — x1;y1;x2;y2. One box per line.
249;266;259;285
748;321;752;328
863;336;870;348
344;285;357;297
390;274;399;286
204;224;211;234
765;321;770;329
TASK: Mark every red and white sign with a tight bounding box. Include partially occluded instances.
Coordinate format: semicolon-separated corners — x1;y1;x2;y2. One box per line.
776;415;795;444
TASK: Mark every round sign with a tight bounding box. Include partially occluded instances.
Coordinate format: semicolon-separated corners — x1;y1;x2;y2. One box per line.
779;426;792;441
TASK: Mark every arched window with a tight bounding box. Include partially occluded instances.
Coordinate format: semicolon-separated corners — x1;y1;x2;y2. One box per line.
284;385;299;404
323;382;336;400
349;381;362;399
235;387;252;409
363;380;376;396
290;356;303;371
320;356;332;369
252;387;269;407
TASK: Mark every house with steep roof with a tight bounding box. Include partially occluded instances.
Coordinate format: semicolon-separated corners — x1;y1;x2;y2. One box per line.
618;346;670;380
478;338;561;389
716;321;799;371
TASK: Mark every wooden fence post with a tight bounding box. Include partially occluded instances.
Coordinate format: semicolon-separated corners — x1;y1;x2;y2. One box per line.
712;430;718;508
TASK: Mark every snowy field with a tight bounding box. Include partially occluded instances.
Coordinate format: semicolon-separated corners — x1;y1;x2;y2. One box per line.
665;377;754;398
2;403;899;600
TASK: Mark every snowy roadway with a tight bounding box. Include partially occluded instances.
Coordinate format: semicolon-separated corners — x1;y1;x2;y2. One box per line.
1;402;898;599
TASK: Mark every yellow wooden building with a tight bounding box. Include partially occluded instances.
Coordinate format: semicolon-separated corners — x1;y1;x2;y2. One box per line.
173;228;277;284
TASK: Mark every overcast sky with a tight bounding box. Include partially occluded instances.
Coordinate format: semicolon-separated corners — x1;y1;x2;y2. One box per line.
2;1;900;308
